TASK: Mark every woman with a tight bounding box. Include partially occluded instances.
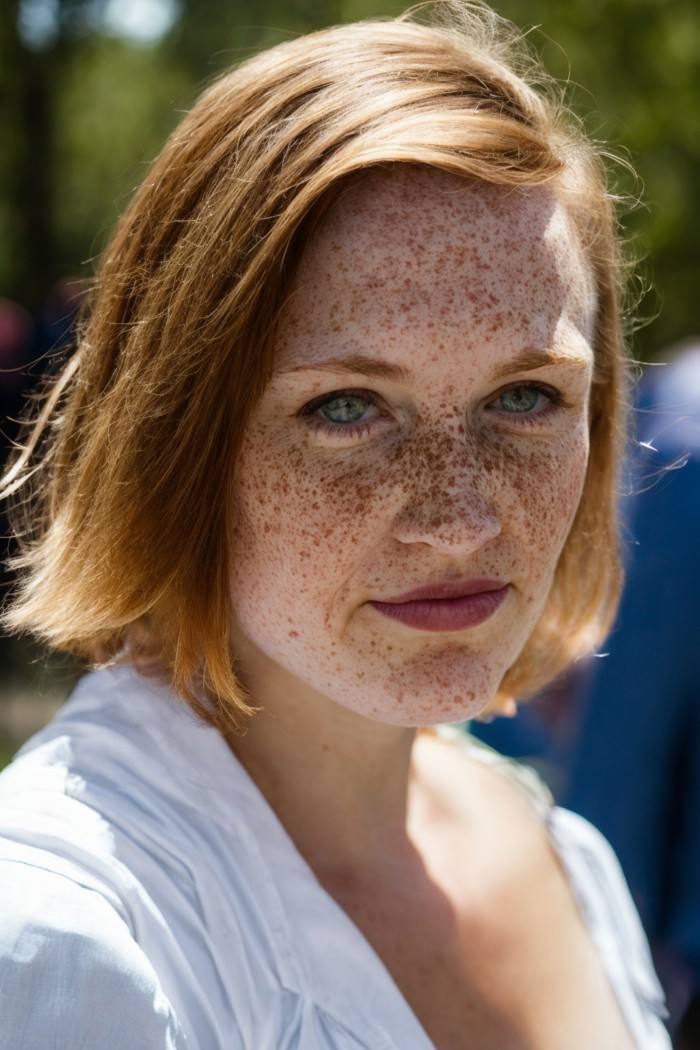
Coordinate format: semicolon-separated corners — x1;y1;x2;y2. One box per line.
0;2;671;1048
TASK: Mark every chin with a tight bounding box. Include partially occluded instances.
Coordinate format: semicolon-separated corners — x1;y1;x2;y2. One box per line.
335;680;496;728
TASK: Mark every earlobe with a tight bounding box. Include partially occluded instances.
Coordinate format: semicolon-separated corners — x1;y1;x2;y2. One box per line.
474;696;518;723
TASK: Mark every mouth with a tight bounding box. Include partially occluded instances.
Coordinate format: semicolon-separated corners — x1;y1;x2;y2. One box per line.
367;584;510;633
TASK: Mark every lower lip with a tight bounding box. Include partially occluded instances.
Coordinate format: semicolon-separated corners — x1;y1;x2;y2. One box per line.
367;585;510;632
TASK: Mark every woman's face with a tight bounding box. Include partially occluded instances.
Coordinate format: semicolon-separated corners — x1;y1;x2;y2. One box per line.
229;167;596;726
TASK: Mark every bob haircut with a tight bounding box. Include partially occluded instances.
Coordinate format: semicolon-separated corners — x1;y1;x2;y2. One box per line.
1;0;635;737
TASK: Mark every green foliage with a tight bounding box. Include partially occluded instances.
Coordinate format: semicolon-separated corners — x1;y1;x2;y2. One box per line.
495;0;700;355
3;0;699;357
54;34;191;272
0;740;16;772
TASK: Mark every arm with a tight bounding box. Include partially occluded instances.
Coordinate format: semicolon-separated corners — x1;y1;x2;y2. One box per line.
0;859;190;1050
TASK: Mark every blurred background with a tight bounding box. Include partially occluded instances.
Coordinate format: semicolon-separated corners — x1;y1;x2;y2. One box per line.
1;0;699;1044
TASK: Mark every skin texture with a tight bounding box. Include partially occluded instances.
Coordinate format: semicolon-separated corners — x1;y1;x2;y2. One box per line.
227;166;596;871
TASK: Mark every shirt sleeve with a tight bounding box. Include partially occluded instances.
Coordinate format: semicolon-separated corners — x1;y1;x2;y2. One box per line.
0;856;189;1050
547;805;672;1048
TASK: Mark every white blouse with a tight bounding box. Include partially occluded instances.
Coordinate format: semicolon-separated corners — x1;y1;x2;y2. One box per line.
0;664;671;1049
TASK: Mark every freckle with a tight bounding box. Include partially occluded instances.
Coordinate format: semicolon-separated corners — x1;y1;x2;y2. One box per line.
288;630;299;638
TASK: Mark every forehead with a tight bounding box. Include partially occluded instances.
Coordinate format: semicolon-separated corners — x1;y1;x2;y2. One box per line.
274;167;596;370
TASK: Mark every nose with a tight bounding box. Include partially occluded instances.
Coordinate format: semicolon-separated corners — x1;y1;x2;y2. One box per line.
391;464;502;557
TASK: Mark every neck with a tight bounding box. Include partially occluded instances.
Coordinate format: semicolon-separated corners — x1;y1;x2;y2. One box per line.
224;657;439;876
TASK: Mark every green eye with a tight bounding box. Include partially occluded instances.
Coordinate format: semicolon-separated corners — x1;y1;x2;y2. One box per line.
300;388;383;440
498;386;543;413
319;394;370;424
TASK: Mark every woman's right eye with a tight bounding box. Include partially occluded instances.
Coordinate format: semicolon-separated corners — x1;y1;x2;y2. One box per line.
299;389;385;440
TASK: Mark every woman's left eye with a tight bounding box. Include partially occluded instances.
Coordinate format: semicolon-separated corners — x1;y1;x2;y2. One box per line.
489;382;565;422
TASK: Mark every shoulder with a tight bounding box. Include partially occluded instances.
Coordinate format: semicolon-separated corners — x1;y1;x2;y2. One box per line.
452;735;668;1020
416;727;557;892
426;725;554;828
421;730;671;1036
546;805;653;947
546;805;670;1023
0;853;189;1049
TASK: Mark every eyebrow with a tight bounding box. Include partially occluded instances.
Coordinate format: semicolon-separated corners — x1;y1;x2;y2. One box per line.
278;348;588;383
490;348;588;379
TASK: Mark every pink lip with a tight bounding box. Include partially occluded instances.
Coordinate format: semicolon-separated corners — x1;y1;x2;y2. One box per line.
368;582;510;633
376;577;508;603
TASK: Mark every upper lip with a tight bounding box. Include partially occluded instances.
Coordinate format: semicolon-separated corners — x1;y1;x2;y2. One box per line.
371;578;509;604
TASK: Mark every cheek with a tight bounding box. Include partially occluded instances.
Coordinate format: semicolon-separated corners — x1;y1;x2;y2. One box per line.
229;428;391;609
503;428;590;565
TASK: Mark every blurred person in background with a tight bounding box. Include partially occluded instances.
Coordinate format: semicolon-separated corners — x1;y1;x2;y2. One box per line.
0;281;83;680
0;299;34;673
0;299;33;430
31;277;86;364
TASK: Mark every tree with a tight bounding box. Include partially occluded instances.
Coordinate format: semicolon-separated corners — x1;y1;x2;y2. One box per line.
1;0;699;358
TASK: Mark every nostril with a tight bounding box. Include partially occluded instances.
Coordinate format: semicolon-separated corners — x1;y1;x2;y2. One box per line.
392;494;502;554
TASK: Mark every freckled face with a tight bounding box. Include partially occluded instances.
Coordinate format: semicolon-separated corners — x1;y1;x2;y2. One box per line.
229;167;596;725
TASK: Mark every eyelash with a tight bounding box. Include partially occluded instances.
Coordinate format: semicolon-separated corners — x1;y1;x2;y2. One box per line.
300;382;569;441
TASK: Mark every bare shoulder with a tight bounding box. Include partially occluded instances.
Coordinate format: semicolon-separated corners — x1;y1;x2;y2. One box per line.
410;731;637;1048
411;728;595;931
413;729;556;883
